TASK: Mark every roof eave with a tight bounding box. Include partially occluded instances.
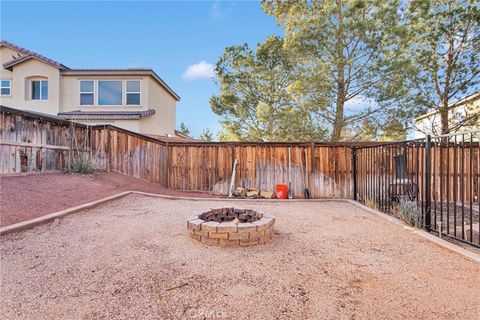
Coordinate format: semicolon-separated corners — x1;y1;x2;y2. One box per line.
60;115;143;120
3;55;68;71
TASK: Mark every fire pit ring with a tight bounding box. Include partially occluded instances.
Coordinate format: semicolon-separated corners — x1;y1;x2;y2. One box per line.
187;207;275;247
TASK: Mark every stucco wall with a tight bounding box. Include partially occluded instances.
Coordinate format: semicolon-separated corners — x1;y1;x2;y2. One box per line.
59;75;150;112
1;47;61;114
414;97;480;137
140;78;176;136
75;119;140;132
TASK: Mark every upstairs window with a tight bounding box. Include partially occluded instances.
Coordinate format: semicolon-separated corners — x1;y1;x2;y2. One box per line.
126;80;140;105
1;80;11;96
31;80;48;100
98;80;122;105
80;80;94;105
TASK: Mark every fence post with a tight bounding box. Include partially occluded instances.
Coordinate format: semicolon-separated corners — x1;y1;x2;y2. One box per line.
106;126;111;172
352;147;357;201
424;135;432;229
165;141;170;188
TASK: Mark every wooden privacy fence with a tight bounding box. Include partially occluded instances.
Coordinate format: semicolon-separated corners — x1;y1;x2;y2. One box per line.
93;126;357;198
1;106;358;198
0;106;92;174
6;105;477;207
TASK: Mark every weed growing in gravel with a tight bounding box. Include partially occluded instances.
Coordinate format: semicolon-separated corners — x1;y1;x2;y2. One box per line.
364;197;378;210
70;154;95;174
393;200;423;228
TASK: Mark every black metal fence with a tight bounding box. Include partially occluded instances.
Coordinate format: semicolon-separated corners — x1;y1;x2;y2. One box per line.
353;130;480;248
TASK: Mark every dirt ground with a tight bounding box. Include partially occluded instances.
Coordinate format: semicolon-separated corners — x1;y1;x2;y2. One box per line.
1;195;478;320
0;172;218;226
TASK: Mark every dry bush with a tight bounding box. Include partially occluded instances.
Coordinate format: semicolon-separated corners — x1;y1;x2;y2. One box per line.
392;199;423;228
364;197;378;210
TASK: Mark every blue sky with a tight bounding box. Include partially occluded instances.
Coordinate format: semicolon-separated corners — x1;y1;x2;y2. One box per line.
1;1;281;137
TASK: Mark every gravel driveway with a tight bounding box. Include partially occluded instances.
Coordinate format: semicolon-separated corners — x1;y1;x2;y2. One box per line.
1;195;479;319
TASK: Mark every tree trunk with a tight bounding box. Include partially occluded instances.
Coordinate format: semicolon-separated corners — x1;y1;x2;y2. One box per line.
440;98;450;134
331;84;345;141
331;1;345;142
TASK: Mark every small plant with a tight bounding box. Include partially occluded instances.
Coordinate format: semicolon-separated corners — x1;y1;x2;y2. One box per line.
394;199;423;228
70;154;95;174
364;197;378;210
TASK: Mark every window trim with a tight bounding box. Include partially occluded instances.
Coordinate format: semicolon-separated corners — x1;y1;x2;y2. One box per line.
79;80;95;106
31;79;48;100
126;80;141;106
0;80;11;96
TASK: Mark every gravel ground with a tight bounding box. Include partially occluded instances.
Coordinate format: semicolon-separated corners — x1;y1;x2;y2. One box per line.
0;172;218;226
1;195;479;320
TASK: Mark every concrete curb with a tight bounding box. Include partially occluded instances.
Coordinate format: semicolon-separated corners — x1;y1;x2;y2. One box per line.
132;191;348;203
0;191;132;236
347;200;480;263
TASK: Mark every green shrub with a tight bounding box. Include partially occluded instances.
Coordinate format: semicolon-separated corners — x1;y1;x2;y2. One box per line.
71;154;95;174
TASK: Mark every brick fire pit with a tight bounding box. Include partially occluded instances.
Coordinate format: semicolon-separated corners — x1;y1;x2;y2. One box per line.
187;208;275;247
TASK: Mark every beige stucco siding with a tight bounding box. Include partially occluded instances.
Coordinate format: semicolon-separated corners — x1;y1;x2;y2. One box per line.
0;56;61;115
75;119;140;132
414;95;480;137
59;75;150;112
140;77;176;136
0;47;15;105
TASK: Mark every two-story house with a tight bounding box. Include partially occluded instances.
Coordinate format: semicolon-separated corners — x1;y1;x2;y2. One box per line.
0;40;180;136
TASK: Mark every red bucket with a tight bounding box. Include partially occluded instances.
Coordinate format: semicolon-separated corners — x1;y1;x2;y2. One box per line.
276;184;288;199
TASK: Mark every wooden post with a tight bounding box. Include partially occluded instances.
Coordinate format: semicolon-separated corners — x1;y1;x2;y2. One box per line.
424;135;432;229
228;158;238;198
106;126;111;172
68;122;73;171
310;142;315;197
352;147;358;201
166;142;170;189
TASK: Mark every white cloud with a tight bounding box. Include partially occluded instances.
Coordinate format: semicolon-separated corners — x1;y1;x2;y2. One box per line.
344;95;377;113
209;1;236;19
182;61;215;81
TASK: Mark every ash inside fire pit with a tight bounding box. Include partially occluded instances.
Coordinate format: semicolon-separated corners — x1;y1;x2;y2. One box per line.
187;207;275;247
199;208;261;223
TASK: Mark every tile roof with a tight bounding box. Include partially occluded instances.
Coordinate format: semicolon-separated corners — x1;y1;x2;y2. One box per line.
147;133;198;142
1;40;69;70
58;109;156;120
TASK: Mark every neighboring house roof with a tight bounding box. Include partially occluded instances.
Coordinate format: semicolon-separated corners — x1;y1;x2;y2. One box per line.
147;133;198;142
1;40;180;101
58;109;155;120
1;40;69;70
415;91;480;121
174;130;194;140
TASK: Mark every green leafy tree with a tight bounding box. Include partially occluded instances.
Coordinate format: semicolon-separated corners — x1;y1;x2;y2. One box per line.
262;0;406;141
347;116;408;141
210;36;327;142
400;0;479;134
199;128;214;141
178;122;191;136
